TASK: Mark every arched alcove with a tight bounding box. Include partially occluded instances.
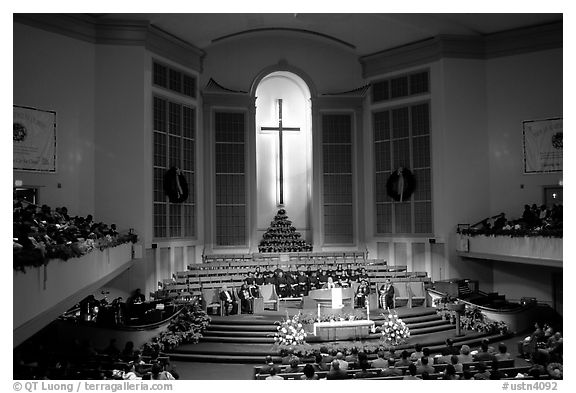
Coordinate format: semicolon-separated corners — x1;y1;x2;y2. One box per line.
255;71;313;241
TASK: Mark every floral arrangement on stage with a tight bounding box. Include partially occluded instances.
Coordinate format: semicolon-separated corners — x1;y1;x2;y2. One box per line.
379;311;410;347
141;303;211;356
273;312;308;346
299;309;366;324
459;306;508;335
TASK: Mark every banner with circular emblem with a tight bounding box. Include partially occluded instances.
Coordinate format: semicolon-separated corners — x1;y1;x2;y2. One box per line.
13;105;57;172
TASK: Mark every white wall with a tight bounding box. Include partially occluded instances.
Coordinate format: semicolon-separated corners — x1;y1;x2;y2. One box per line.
13;23;96;216
486;49;563;217
94;45;148;239
431;58;492;279
202;33;363;93
255;73;312;238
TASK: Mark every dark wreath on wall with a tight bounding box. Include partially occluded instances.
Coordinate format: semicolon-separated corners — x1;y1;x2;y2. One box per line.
164;167;189;203
386;167;416;202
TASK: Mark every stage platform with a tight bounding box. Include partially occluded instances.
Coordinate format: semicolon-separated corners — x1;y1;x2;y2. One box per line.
166;306;511;364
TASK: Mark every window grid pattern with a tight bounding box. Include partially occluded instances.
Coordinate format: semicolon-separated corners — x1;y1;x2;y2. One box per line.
322;114;353;244
215;112;247;246
372;70;430;104
153;96;196;239
153;61;196;98
374;101;432;235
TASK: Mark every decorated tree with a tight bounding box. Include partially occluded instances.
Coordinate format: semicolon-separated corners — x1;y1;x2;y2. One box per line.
258;208;312;252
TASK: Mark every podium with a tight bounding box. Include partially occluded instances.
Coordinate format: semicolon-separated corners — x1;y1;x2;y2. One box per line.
303;288;354;310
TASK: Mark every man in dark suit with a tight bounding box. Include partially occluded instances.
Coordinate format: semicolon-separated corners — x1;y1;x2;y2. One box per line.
219;285;237;316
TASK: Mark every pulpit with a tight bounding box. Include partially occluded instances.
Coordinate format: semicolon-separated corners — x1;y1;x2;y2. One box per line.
303;288;354;310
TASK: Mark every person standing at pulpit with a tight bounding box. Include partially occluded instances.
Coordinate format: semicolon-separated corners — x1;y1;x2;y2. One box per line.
238;284;254;314
379;279;395;309
297;270;309;296
355;280;370;308
275;271;289;298
219;285;237;316
308;271;320;291
323;276;339;289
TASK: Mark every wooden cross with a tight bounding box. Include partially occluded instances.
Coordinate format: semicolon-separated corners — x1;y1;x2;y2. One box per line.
260;99;300;206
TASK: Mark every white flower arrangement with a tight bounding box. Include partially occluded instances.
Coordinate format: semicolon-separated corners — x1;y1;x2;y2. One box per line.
380;311;410;346
274;312;307;346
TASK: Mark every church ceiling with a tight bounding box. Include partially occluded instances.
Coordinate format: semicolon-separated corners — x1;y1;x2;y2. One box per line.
89;13;561;56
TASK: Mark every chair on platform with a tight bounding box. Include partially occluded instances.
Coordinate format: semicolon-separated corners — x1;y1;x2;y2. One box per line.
259;284;279;311
392;282;410;308
408;281;427;307
201;288;223;316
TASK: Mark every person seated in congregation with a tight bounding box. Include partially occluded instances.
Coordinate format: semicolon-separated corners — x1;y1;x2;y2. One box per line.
395;350;412;367
323;276;339;289
254;267;265;285
339;270;350;288
260;355;281;375
264;270;276;285
348;268;359;283
335;264;344;282
403;363;420;380
355;280;369;308
273;265;284;276
358;268;370;283
449;354;463;373
518;321;545;359
472;362;491;380
326;360;349;380
458;344;474;364
442;364;460;380
440;338;460;358
354;360;378;379
416;356;435;375
237;283;254;314
381;358;403;377
345;263;354;277
308;270;320;291
318;269;329;288
274;270;289;298
370;351;388;368
265;368;283;380
219;285;237;316
285;357;302;373
297;269;309;296
378;278;395;309
300;364;319;380
128;288;146;305
286;270;299;297
494;343;511;361
473;340;495;362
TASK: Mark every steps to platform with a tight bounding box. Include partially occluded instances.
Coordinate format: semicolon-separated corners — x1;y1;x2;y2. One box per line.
164;306;510;364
